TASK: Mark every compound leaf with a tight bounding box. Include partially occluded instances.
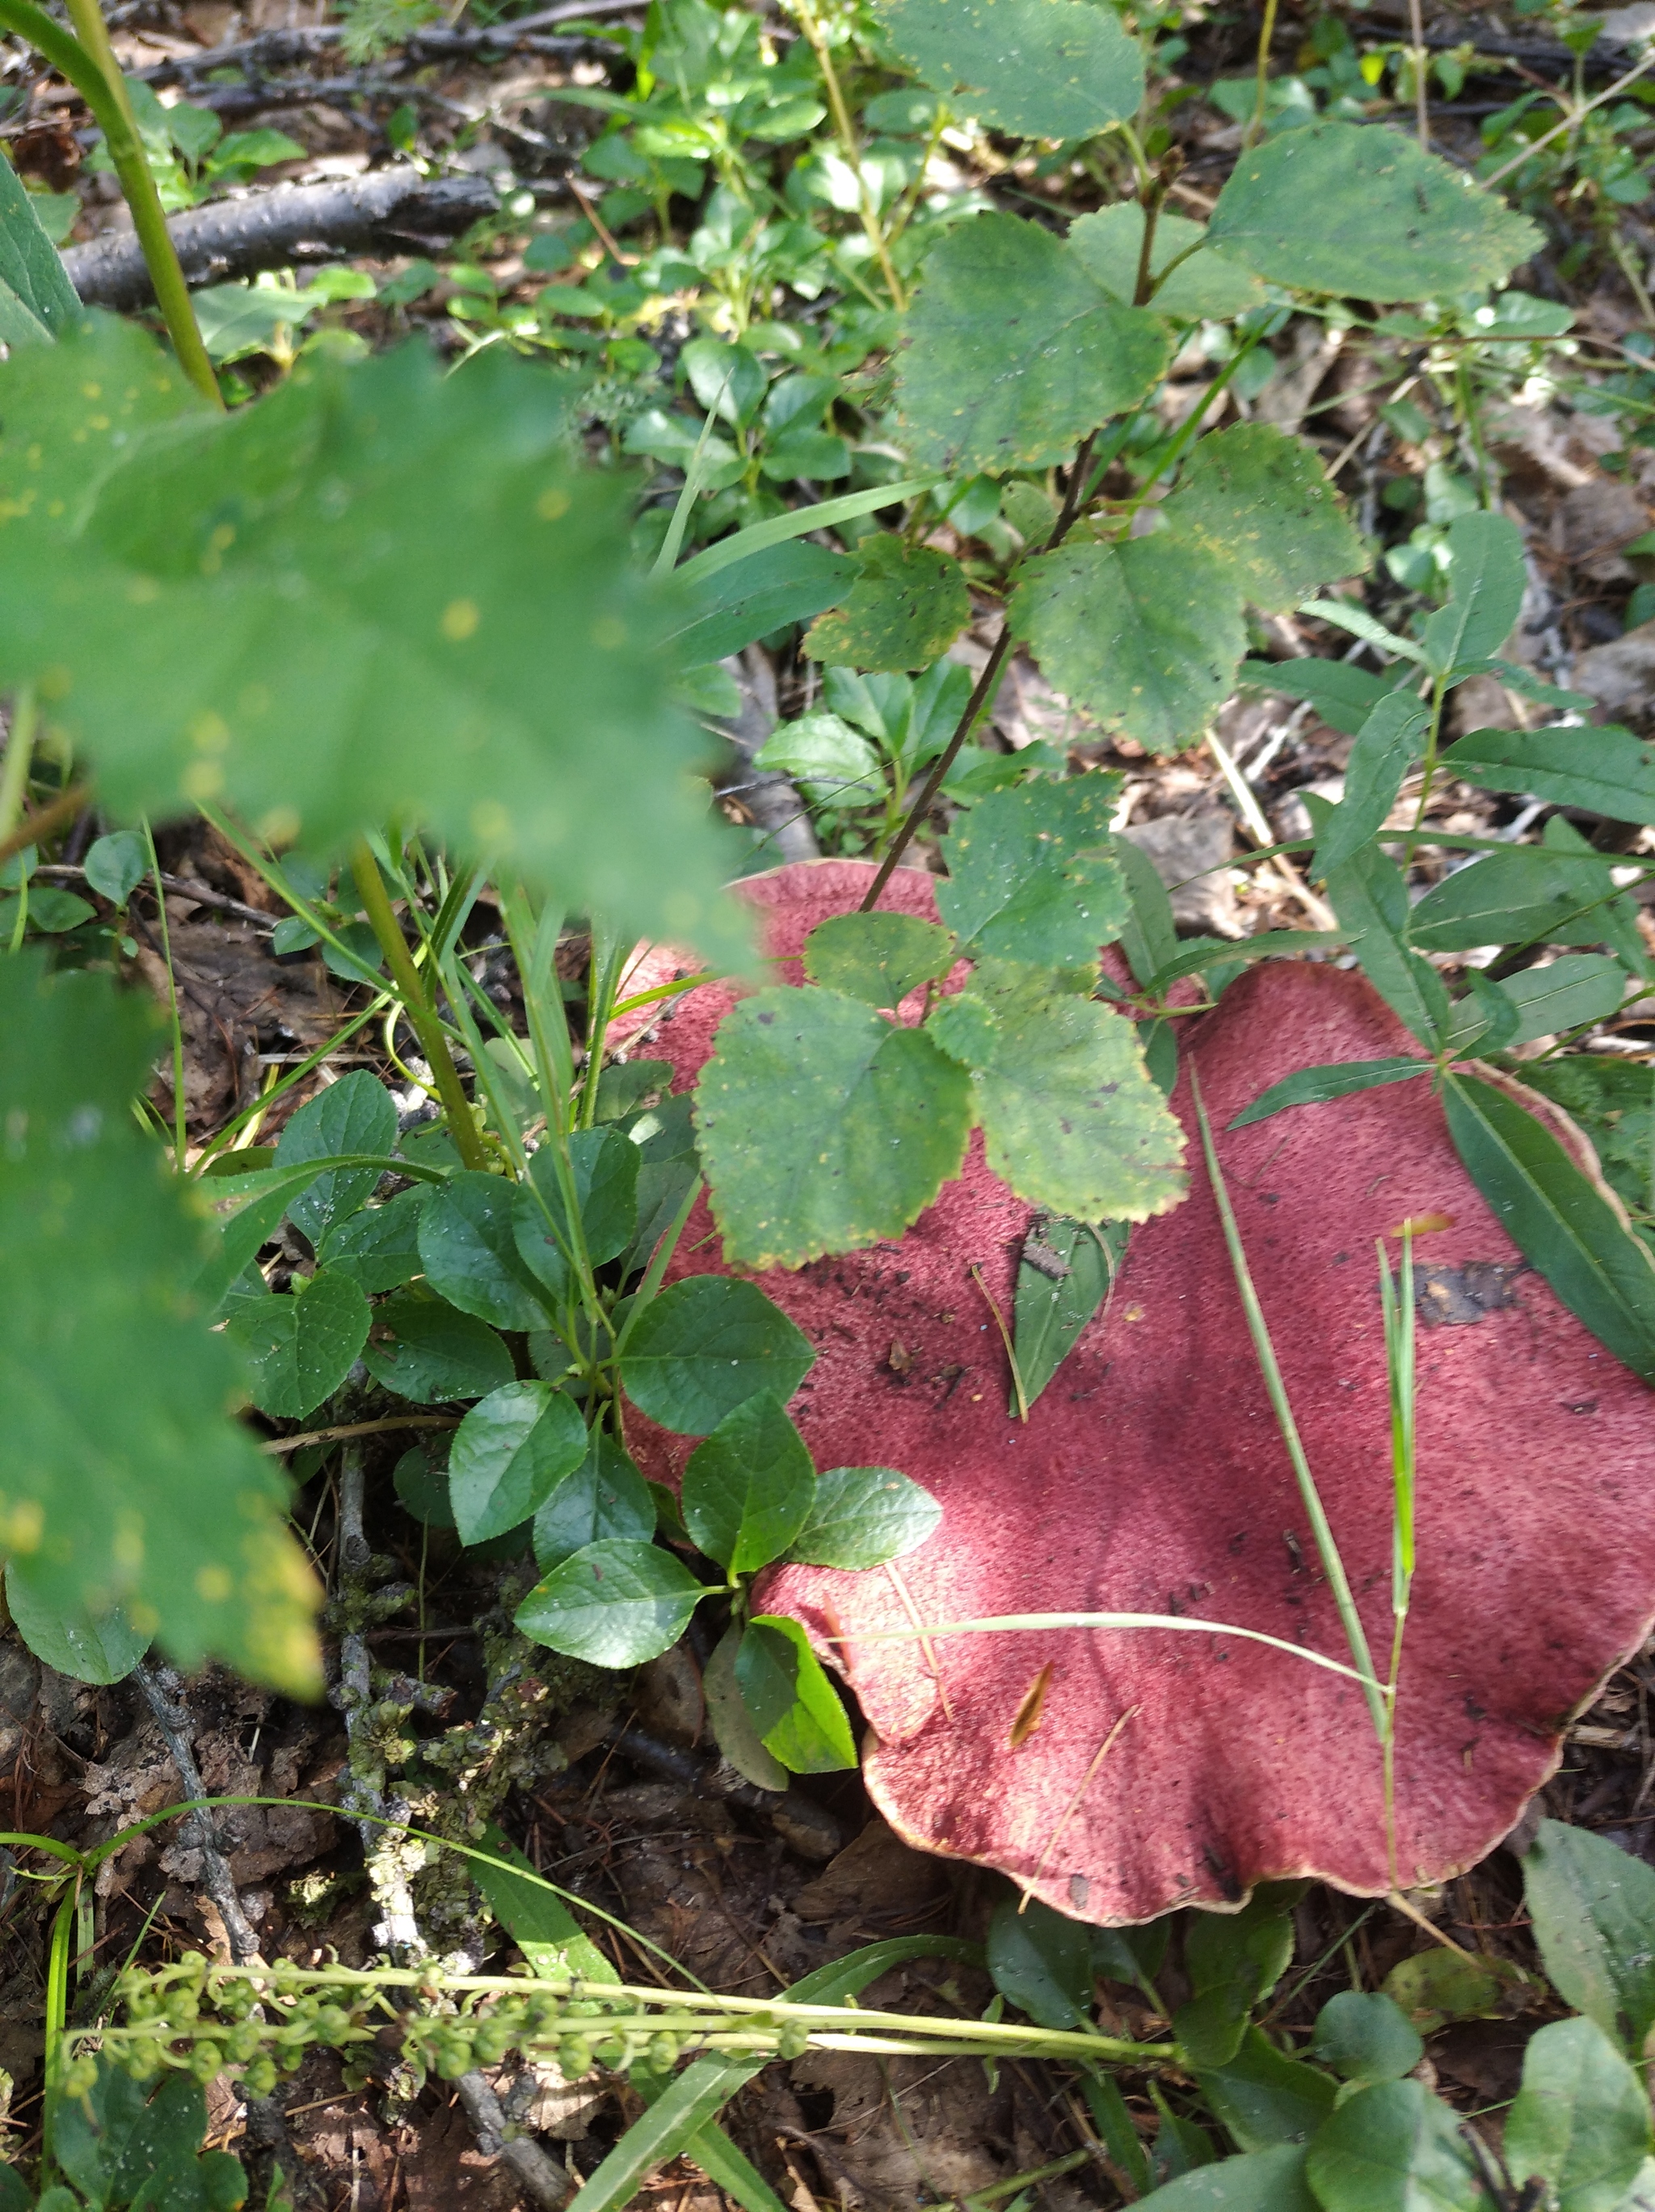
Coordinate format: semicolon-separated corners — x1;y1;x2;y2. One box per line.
1069;204;1265;318
1010;536;1245;752
803;911;958;1007
1163;423;1367;614
935;771;1127;965
803;534;971;671
696;986;975;1269
933;965;1188;1221
878;0;1144;140
1206;120;1539;301
898;214;1170;477
1312;692;1430;878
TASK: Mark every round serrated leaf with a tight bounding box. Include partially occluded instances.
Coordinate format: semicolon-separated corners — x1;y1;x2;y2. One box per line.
419;1171;554;1330
449;1381;588;1545
6;1565;149;1684
618;1274;816;1434
934;771;1128;966
360;1290;516;1403
803;535;971;672
789;1465;941;1569
533;1429;655;1570
1162;423;1367;614
682;1392;815;1575
1206;120;1539;302
227;1269;370;1420
803;913;957;1008
898;214;1170;477
696;986;975;1272
1011;536;1246;753
879;0;1144;140
514;1537;705;1665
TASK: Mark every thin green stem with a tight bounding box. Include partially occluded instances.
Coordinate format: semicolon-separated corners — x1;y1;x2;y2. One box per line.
31;0;221;406
350;841;489;1172
1191;1070;1387;1735
40;1880;77;2189
790;0;906;309
0;685;36;843
1244;0;1279;149
142;819;189;1169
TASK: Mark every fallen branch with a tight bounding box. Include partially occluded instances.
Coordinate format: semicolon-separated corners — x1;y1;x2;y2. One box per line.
61;167;499;310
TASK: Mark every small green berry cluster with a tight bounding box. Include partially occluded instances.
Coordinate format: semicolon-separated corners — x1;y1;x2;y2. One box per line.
67;1958;815;2101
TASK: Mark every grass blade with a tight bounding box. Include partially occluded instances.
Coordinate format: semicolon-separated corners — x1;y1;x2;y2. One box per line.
676;480;936;587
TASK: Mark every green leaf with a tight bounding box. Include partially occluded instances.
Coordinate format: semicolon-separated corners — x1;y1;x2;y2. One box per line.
1011;536;1246;752
618;1274;816;1434
787;1463;941;1568
627;1100;703;1274
1129;2147;1316;2210
1422;511;1527;675
515;1537;705;1664
470;1822;617;1984
394;1442;455;1528
670;540;857;667
1195;2028;1337;2151
0;321;745;969
898;214;1170;477
1206;120;1539;301
802;533;971;671
1497;955;1628;1045
1303;2080;1486;2212
0;883;94;933
753;710;883;802
521;1126;641;1274
803;911;957;1007
703;1619;790;1789
0;149;81;336
680;337;768;429
1310;1994;1423;2085
1163;424;1367;615
1523;1818;1655;2055
419;1170;554;1331
1313;692;1430;877
1442;1073;1655;1383
1116;832;1181;988
5;1566;149;1684
1238;656;1396;739
675;479;938;588
1069;204;1265;318
933;965;1189;1222
935;771;1128;965
1381;1947;1523;2036
1324;844;1451;1046
360;1289;516;1402
83;828;149;907
0;957;318;1693
1176;1888;1299;2070
448;1381;587;1545
1013;1213;1125;1411
735;1614;857;1771
533;1428;655;1570
878;0;1144;139
681;1391;815;1575
1505;2017;1653;2212
695;986;975;1270
987;1893;1093;2028
54;2065;219;2210
1517;1059;1653;1239
1229;1057;1432;1128
226;1269;371;1420
274;1070;398;1246
1144;931;1346;996
1443;723;1655;825
318;1185;426;1293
